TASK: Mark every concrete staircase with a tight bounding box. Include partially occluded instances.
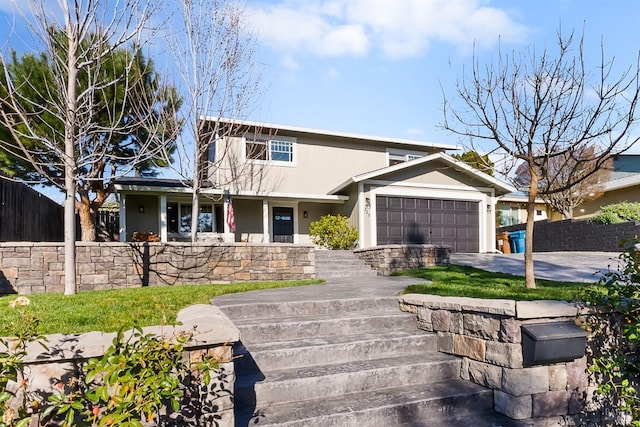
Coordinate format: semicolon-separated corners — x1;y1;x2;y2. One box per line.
216;296;526;427
315;250;378;278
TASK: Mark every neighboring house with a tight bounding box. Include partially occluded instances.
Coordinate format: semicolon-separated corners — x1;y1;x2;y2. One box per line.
114;118;514;253
573;154;640;218
496;192;557;227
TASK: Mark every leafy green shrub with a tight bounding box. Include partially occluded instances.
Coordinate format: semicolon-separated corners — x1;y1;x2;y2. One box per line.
0;298;223;427
582;245;640;425
309;214;358;250
44;327;220;426
591;202;640;224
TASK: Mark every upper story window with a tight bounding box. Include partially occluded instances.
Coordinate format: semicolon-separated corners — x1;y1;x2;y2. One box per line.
270;140;293;162
388;150;424;166
245;134;296;165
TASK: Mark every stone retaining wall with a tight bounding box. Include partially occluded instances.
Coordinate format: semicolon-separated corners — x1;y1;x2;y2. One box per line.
354;244;451;275
0;242;315;294
399;295;592;424
3;304;239;426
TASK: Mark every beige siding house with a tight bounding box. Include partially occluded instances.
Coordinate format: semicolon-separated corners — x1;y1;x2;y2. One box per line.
115;118;514;253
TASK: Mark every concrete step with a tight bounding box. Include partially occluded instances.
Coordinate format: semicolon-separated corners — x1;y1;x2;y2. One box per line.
315;250;378;278
316;268;378;278
224;295;512;426
232;311;417;344
235;379;497;427
314;250;362;260
217;297;401;320
234;330;438;372
235;352;462;407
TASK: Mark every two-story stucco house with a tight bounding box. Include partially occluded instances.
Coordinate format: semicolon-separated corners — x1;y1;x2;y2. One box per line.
114;117;514;253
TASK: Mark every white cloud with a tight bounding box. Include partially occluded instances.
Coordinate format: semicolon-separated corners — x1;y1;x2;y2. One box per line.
247;0;528;60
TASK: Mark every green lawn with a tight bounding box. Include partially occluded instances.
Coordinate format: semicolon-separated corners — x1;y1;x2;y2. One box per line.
0;280;322;336
397;265;586;301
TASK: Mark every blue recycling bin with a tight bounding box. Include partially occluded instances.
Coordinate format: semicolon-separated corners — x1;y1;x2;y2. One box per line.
509;230;526;253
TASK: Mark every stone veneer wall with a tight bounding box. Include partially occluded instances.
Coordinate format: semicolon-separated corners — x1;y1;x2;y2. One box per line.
4;304;239;426
0;242;315;295
399;294;591;424
354;244;451;275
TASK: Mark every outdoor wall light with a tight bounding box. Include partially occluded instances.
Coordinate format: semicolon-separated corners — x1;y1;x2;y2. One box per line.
303;211;308;218
138;205;145;213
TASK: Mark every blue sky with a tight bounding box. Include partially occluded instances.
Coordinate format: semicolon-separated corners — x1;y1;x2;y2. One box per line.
1;0;639;155
240;0;640;151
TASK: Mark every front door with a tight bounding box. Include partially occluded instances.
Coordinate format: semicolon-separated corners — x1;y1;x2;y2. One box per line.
273;207;294;243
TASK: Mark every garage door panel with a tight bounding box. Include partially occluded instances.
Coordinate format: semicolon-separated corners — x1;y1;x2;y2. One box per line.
443;216;456;225
376;195;479;252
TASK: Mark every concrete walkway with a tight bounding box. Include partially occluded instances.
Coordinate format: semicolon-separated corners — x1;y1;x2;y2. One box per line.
451;251;622;283
212;275;424;306
213;251;620;308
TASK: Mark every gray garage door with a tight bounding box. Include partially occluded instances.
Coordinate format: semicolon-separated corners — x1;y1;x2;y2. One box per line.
376;196;479;252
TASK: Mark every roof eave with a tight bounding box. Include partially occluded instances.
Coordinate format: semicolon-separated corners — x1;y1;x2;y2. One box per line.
203;116;460;151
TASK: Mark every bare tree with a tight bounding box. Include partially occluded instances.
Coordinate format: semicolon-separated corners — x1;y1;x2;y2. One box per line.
443;30;640;288
0;0;177;294
161;0;262;243
515;145;613;218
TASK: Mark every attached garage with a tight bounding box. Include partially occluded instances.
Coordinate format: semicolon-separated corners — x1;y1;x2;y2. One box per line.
329;152;515;252
376;195;480;252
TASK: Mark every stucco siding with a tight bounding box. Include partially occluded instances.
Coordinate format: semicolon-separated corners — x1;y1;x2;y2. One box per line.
234;199;265;243
125;194;159;240
575;186;640;218
214;134;439;195
371;161;489;188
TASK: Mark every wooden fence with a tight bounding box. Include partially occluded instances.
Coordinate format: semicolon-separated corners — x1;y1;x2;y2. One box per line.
0;179;64;242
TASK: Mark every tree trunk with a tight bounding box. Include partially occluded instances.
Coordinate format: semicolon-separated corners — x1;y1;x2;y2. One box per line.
63;29;78;295
191;130;202;243
78;202;97;242
525;168;537;289
190;188;199;243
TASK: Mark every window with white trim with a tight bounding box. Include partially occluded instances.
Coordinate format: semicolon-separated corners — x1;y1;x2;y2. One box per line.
245;135;295;164
388;151;424;166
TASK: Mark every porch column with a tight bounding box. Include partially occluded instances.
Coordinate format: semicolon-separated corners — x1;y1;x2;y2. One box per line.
119;195;127;242
358;183;365;248
159;195;167;243
223;196;230;241
262;199;270;243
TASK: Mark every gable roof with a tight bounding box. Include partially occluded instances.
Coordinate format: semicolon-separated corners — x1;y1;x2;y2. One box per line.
328;152;515;195
205;116;460;151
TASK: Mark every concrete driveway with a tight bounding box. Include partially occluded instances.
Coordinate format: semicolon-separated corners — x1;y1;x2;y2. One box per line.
450;251;623;283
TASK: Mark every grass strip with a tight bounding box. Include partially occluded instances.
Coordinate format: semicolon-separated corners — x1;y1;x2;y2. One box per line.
0;280;322;335
397;265;587;301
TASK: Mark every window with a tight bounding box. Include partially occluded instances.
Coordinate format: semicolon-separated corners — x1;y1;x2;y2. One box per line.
270;140;293;162
245;135;295;163
167;202;217;233
498;206;520;226
207;141;216;163
388;151;424;166
246;137;267;160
